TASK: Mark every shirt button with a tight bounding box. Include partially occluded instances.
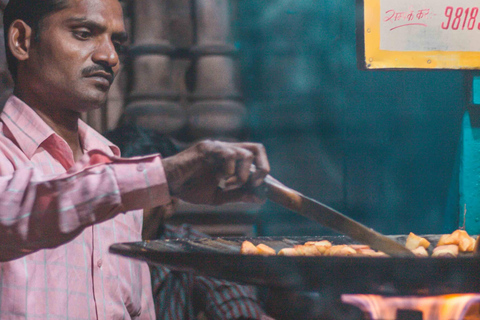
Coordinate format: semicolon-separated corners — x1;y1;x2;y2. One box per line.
137;163;145;172
97;259;103;268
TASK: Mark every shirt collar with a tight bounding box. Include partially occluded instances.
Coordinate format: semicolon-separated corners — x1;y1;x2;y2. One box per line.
1;95;56;159
79;120;120;156
1;95;120;159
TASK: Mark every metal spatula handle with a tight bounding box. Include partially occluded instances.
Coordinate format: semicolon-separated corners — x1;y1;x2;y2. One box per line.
262;175;415;257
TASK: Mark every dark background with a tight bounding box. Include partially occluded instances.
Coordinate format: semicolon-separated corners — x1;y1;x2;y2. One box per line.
233;0;466;236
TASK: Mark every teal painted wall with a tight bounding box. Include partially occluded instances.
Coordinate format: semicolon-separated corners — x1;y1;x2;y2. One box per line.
234;0;466;236
460;109;480;234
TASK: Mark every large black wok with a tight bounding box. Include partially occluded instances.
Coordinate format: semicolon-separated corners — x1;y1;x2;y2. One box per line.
109;234;480;296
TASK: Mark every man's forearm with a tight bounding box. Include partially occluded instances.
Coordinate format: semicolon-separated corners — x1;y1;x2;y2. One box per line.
0;150;171;261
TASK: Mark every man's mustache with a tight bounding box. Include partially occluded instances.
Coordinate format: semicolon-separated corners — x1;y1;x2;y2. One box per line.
81;65;114;79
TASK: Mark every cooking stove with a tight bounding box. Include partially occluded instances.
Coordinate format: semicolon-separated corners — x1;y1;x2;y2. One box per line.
110;234;480;320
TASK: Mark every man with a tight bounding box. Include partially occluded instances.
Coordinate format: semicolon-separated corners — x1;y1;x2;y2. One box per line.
0;0;270;318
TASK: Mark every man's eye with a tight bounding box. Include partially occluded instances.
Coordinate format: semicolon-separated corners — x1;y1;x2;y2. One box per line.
73;30;92;40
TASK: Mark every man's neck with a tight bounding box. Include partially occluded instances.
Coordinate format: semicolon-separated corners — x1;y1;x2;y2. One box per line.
14;90;85;162
36;107;84;161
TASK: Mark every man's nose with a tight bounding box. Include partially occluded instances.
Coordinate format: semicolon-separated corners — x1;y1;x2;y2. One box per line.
92;37;119;68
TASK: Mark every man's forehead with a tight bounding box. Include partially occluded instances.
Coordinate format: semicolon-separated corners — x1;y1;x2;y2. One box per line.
47;0;125;29
54;0;123;19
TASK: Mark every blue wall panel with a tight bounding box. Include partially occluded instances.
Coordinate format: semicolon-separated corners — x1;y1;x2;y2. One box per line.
235;0;466;235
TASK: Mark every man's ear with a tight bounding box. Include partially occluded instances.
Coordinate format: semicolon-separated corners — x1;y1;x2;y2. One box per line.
8;20;33;62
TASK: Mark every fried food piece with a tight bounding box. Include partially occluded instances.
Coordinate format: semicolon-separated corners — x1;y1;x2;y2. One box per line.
442;230;465;245
288;241;333;256
355;248;375;256
240;241;260;255
349;245;379;256
436;230;476;252
411;246;429;257
356;248;389;257
459;236;476;252
405;232;431;250
256;243;276;255
240;241;276;255
445;230;469;245
304;240;332;248
448;230;475;252
324;245;357;256
349;244;370;251
432;245;459;258
304;240;332;255
294;244;322;256
437;234;450;247
278;248;299;256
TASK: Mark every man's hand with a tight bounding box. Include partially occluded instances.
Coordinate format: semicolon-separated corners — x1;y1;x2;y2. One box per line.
161;140;270;205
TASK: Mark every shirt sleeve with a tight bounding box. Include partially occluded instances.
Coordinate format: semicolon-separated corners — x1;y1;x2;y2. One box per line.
0;149;171;261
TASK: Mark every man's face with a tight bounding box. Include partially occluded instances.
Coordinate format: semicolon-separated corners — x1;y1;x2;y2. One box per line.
24;0;127;112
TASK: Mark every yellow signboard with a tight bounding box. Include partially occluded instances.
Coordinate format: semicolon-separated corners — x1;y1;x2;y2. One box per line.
360;0;480;69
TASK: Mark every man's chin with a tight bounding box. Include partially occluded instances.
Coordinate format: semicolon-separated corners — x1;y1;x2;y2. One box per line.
75;95;108;113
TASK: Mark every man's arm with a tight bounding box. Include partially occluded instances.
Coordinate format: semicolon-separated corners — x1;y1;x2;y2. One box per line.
0;150;170;261
0;139;270;261
162;140;270;205
142;140;270;240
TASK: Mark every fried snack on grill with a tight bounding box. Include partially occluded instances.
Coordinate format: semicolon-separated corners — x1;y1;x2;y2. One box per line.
304;240;332;255
324;245;357;256
405;232;431;251
436;234;450;247
432;244;459;258
245;241;386;257
256;243;277;255
349;244;370;251
304;240;332;247
347;245;387;257
241;230;478;258
240;241;260;255
411;246;429;257
442;230;467;246
277;248;300;256
240;241;276;255
277;240;333;256
436;229;476;252
459;236;476;252
294;244;323;256
357;249;389;257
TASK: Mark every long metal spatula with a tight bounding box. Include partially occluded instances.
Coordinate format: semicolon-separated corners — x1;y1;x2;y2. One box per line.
261;175;415;257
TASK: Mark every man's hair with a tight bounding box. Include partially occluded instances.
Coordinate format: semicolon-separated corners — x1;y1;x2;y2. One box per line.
3;0;70;81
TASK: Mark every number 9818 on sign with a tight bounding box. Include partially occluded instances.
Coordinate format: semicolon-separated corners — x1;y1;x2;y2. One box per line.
441;6;480;30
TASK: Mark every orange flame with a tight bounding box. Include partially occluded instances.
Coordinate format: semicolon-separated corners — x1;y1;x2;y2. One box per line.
342;294;480;320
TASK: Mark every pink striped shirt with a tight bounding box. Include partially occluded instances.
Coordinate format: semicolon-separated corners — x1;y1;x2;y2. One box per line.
0;96;171;319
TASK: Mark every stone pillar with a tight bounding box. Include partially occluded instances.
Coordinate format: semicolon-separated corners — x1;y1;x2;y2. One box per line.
188;0;247;141
125;0;186;136
167;0;195;140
